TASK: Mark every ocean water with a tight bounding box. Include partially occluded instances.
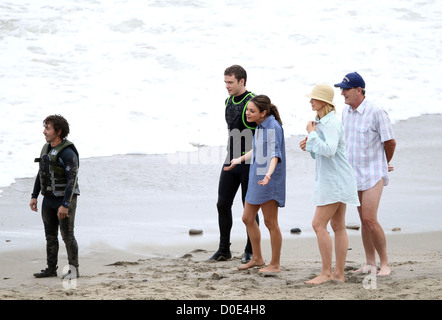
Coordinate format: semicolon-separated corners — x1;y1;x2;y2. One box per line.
1;0;441;190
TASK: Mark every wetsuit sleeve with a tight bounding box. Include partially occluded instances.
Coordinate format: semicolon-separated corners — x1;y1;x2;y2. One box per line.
31;174;41;198
58;147;79;207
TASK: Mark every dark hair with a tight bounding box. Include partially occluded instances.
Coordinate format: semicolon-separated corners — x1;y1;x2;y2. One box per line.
43;114;70;139
224;65;247;86
249;95;282;125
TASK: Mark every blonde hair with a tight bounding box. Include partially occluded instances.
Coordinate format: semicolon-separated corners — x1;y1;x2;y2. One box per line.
317;102;335;119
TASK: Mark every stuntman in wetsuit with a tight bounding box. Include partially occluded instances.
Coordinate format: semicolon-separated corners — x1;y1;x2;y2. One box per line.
30;115;80;279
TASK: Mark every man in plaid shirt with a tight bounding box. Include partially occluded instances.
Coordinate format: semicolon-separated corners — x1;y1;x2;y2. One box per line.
335;72;396;276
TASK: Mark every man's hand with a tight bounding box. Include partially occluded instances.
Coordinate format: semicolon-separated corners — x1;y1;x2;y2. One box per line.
30;198;38;212
58;206;69;220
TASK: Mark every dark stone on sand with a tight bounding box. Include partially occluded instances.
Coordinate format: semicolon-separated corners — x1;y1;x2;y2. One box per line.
189;229;203;235
346;223;360;230
290;227;301;234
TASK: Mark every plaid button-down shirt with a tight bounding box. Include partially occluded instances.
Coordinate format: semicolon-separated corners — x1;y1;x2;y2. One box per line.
342;99;395;191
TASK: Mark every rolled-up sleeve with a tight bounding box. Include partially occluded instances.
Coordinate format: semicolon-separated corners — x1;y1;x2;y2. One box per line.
306;122;339;159
375;109;395;142
268;126;283;162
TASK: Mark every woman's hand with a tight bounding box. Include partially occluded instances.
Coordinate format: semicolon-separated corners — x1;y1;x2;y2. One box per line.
258;174;271;186
299;137;307;151
223;157;242;171
306;121;316;133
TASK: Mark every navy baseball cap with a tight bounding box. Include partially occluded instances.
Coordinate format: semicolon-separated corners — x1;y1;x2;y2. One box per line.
334;72;365;89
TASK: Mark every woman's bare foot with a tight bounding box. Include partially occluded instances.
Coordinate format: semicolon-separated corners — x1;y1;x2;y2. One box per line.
237;259;265;271
304;273;331;285
332;272;346;283
258;264;280;273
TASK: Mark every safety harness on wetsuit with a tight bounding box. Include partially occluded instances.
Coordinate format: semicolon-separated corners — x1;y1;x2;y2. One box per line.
225;91;256;160
35;139;80;198
225;91;256;130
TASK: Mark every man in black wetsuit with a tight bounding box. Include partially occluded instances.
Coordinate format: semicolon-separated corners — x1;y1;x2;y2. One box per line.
208;65;259;263
30;114;80;279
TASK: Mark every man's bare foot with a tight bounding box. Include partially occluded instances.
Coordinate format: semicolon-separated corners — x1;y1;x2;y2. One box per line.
258;264;280;273
304;274;331;285
377;265;391;276
351;264;377;274
237;259;265;271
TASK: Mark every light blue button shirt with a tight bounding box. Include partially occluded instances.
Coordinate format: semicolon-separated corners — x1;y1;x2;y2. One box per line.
305;112;360;207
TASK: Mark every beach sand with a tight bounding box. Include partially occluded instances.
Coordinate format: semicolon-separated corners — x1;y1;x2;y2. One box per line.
0;114;441;302
1;232;441;301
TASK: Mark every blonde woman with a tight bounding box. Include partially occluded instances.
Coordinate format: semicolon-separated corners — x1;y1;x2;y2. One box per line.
300;84;359;284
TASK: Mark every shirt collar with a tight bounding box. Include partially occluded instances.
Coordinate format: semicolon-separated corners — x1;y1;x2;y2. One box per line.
315;111;334;124
258;115;275;128
347;98;367;115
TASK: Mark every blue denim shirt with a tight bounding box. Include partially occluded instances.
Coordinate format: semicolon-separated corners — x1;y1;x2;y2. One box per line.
246;115;286;207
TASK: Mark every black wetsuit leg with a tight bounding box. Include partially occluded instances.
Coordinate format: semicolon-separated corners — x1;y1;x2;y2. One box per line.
41;195;79;269
41;196;60;269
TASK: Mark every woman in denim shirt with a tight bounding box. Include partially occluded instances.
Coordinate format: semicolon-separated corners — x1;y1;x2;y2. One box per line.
300;84;359;284
225;95;285;273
